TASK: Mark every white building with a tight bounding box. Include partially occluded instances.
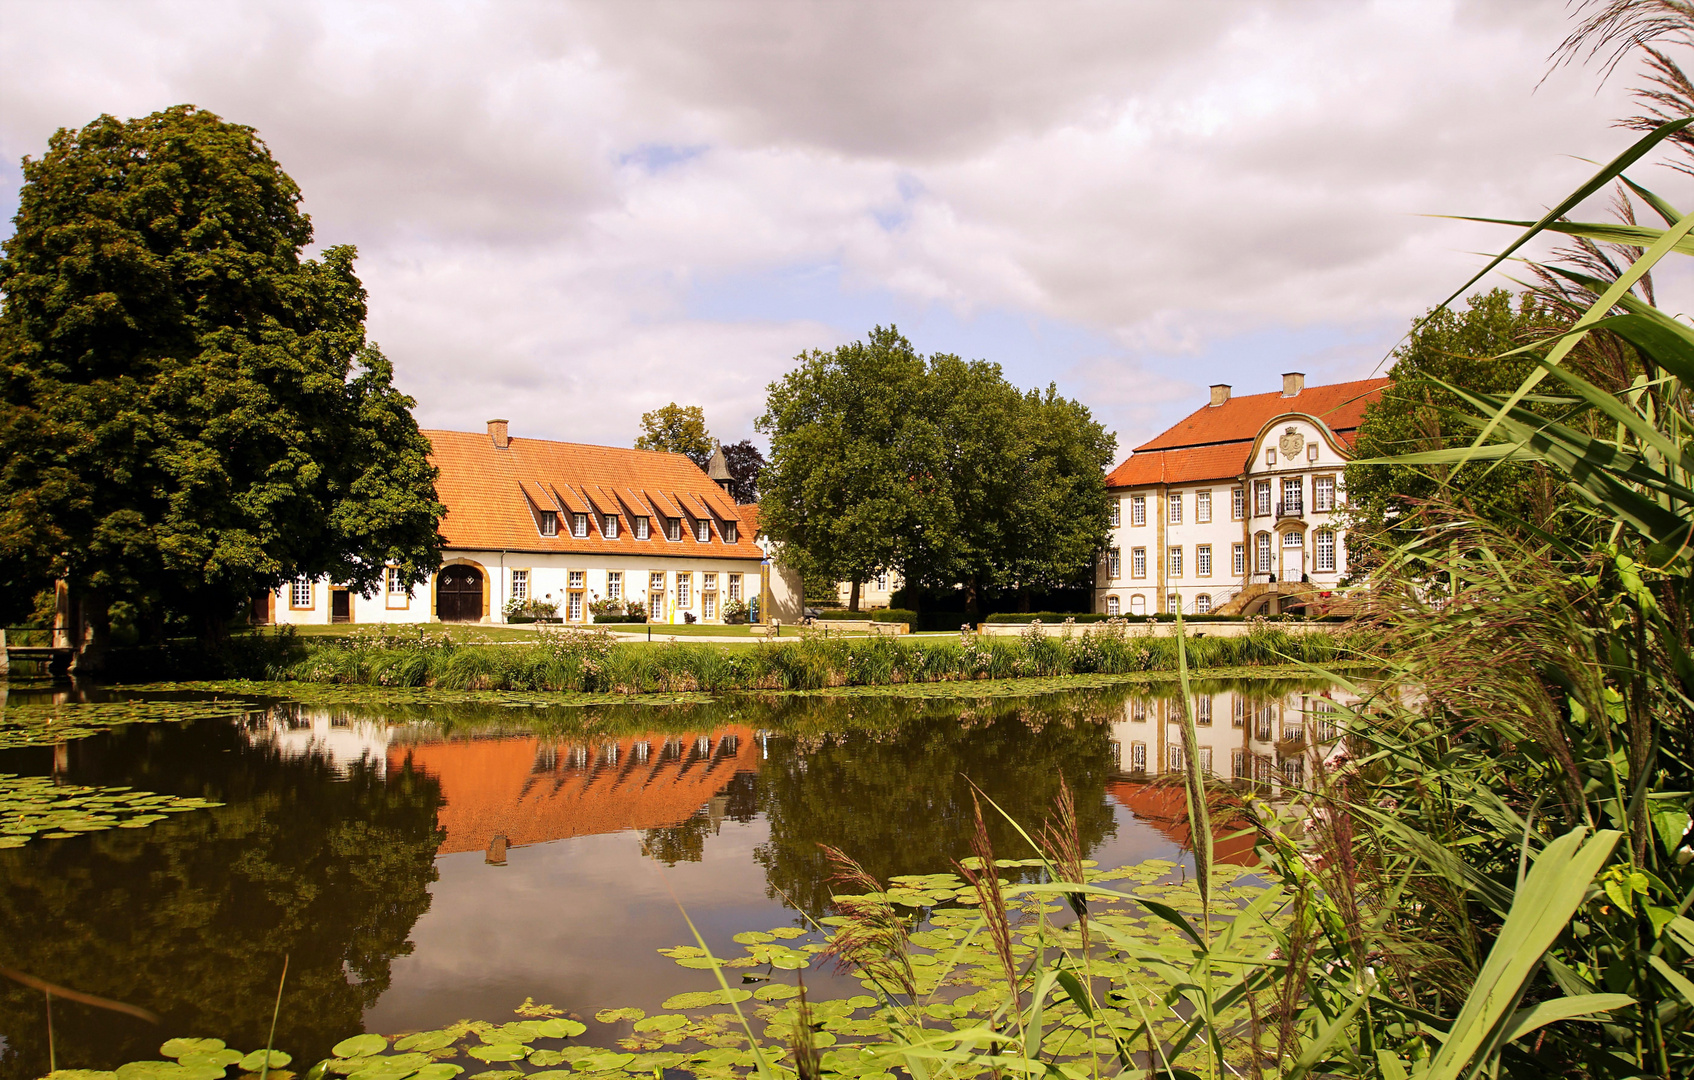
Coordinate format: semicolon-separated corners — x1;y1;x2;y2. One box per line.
1097;373;1390;617
261;421;803;626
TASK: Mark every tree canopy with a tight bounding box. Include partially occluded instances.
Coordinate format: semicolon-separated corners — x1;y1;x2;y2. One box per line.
756;326;1115;616
718;438;766;504
634;402;713;467
0;105;444;651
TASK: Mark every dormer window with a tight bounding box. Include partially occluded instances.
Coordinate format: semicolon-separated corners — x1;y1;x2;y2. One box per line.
723;522;737;544
634;516;650;540
604;514;619;538
695;519;711;542
539;510;558;537
572;513;589;538
665;517;681;541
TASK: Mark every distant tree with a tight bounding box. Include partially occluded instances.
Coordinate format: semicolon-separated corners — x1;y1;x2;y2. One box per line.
0;105;444;662
756;326;929;611
718;438;766;504
635;403;713;467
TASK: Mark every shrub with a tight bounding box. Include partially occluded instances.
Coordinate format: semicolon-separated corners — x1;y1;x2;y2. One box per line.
815;608;918;623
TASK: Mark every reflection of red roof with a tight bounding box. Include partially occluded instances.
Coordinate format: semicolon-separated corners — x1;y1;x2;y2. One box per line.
1107;779;1257;866
390;728;760;855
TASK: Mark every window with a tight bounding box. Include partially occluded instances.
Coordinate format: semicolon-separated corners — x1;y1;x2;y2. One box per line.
1131;547;1146;578
567;592;583;621
1232;488;1245;520
573;513;589;538
1128;594;1146;615
677;574;692;607
728;574;742;601
386;567;407;597
1307;442;1319;462
1282;478;1302;516
1167;592;1181;613
1314;475;1336;512
1255;705;1274;741
511;569;529;601
1283;758;1306;786
1232;543;1246;576
1315;529;1336;572
875;571;887;590
1196;490;1212;523
540;510;559;537
1168;546;1183;577
1255;755;1274;784
568;570;585;590
1254;481;1272;516
1131;699;1147;722
649;572;666;619
723;522;738;544
1233;698;1246;728
1167;743;1184;773
1108;548;1122;578
704;572;717;592
703;592;717;620
1284;530;1304;549
1315;700;1339;742
1197;544;1212;577
666;518;682;541
604;514;619;538
1232;749;1249;779
696;519;711;542
290;578;313;609
1109;500;1121;527
1283;711;1305;742
1266;447;1276;466
635;516;650;540
1106;595;1120;616
1196;694;1212;725
1256;532;1272;573
1130;495;1146;526
1130;742;1147;772
1168;492;1182;524
1198;748;1213;776
1196;593;1212;613
607;571;623;600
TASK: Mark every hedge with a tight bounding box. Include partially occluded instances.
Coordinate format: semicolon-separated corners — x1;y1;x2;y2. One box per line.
592;614;648;624
816;609;919;623
985;612;1351;624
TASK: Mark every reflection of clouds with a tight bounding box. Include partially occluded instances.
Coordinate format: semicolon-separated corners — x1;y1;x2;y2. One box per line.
247;705;393;778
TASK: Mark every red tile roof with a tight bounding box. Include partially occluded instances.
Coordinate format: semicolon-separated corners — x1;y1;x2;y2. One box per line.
424;429;764;559
1105;378;1390;489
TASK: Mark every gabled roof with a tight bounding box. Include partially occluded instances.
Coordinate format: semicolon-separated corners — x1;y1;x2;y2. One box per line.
424;429;767;559
1105;377;1391;490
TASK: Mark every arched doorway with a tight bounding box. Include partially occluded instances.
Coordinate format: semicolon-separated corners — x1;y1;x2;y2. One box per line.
437;564;484;622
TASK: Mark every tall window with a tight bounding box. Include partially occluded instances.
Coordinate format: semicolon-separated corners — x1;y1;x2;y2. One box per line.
604;514;619;538
1109;499;1121;527
1315;529;1336;572
1284;758;1306;786
1168;492;1182;524
607;571;623;600
1168;546;1183;577
1256;532;1272;573
1131;699;1147;722
1130;742;1147;772
1109;548;1122;578
875;571;888;590
728;574;742;601
696;519;711;542
1196;694;1212;725
1314;475;1336;512
1232;487;1245;520
1130;595;1146;615
677;573;692;607
1106;595;1120;616
1167;743;1184;773
1196;490;1212;523
635;517;650;540
1166;592;1181;613
1198;747;1213;776
649;572;666;620
1232;543;1246;576
567;592;583;621
386;567;406;596
1254;480;1272;516
1131;547;1146;578
511;569;529;601
1197;544;1212;577
1130;495;1146;526
666;518;681;541
1195;593;1212;613
1315;700;1339;743
540;510;558;537
1256;705;1274;741
1281;478;1302;515
573;513;589;538
291;578;313;608
1232;749;1248;779
703;591;717;620
1233;698;1246;728
723;522;738;543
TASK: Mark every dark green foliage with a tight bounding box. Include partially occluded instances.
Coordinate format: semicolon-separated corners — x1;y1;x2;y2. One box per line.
0;105;444;649
813;609;918;622
634;403;713;467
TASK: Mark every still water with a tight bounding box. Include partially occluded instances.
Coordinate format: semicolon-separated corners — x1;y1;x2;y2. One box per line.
0;678;1340;1078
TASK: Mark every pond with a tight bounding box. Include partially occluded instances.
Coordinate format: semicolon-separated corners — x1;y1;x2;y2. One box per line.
0;676;1343;1079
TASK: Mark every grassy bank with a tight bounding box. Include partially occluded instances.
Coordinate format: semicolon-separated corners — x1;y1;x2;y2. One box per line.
251;622;1371;694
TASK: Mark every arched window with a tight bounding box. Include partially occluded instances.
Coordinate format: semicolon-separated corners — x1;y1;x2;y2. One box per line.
1129;594;1146;616
1106;595;1120;616
1195;593;1212;613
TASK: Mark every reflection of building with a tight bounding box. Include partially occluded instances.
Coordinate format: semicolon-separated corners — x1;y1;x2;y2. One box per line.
1097;374;1391;616
250;706;394;777
388;727;761;855
1106;781;1258;865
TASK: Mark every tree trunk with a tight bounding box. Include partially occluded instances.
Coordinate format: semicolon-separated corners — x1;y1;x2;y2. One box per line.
1016;585;1032;613
69;588;110;677
964;577;982;627
849;579;861;613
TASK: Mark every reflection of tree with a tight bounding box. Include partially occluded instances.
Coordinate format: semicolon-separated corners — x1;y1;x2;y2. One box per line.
751;706;1120;917
0;720;443;1079
640;773;758;865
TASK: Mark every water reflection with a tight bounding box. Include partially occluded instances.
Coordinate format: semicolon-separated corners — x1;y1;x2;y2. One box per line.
0;676;1345;1077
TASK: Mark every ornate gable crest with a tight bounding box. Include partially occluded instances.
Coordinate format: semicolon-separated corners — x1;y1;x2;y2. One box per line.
1278;427;1305;458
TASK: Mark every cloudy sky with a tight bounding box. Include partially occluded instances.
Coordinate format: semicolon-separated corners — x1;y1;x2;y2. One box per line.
1;1;1685;458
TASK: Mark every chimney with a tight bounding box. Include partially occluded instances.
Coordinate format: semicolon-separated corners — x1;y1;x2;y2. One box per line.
1281;372;1305;398
1209;384;1231;407
487;419;510;449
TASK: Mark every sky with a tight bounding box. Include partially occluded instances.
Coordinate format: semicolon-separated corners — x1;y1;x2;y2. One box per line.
1;0;1688;460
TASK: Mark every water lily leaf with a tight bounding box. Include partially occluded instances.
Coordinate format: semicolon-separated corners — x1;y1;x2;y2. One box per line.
117;1062;189;1080
661;990;752;1010
632;1015;689;1034
347;1053;432;1080
465;1072;523;1080
161;1040;226;1060
593;1008;645;1024
465;1045;526;1063
752;984;801;1001
332;1036;388;1059
409;1067;462;1080
180;1050;243;1070
526;1073;576;1080
575;1052;636;1072
239;1051;292;1071
766;927;806;939
392;1033;456;1054
531;1019;586;1039
47;1072;119;1080
731;932;773;945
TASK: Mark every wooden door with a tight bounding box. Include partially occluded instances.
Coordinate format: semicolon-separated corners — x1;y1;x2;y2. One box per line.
437;565;483;622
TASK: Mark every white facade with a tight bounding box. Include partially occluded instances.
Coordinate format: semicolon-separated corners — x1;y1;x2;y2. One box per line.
1107;683;1358;788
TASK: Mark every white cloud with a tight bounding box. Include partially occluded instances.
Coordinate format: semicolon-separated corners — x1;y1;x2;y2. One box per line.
0;0;1680;450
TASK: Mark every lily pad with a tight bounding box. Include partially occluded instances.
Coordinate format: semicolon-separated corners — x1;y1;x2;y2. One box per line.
632;1015;688;1034
660;989;752;1010
410;1067;462;1080
730;931;773;945
161;1040;226;1060
180;1049;244;1070
392;1032;456;1054
752;984;802;1001
464;1044;526;1063
239;1051;293;1071
48;1072;120;1080
592;1008;645;1024
533;1018;586;1038
331;1036;389;1059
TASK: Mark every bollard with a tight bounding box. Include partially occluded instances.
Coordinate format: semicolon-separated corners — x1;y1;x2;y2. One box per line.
486;834;508;865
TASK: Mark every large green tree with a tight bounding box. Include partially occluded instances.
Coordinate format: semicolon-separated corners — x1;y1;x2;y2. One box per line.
0;106;443;657
634;402;714;467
